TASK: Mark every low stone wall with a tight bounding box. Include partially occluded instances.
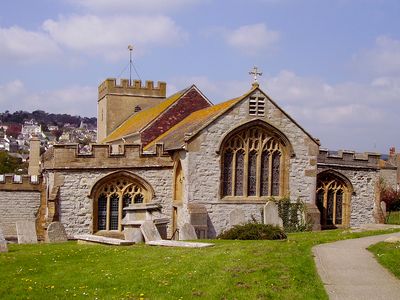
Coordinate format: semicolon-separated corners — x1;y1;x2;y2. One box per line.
0;191;41;237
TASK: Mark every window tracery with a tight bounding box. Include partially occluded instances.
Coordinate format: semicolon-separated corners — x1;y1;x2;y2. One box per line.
316;173;351;228
95;177;147;231
221;125;286;198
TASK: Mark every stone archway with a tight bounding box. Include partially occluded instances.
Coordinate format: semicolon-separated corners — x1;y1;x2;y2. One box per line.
316;170;353;229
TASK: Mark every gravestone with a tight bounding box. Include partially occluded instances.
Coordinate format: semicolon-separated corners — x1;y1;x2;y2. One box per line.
229;208;246;226
380;201;387;218
188;203;208;238
140;221;161;242
123;228;144;243
0;228;8;253
179;223;198;240
16;221;37;244
46;222;68;243
263;201;283;228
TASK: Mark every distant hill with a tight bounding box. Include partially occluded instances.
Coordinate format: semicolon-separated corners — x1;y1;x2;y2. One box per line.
0;110;97;130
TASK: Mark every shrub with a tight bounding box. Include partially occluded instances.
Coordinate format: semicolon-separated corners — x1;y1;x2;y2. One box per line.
218;222;287;240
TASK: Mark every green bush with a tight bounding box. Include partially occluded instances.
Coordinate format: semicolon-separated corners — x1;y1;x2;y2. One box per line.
218;222;287;240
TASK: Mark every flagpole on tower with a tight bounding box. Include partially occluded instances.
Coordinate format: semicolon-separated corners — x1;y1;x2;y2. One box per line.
128;45;133;84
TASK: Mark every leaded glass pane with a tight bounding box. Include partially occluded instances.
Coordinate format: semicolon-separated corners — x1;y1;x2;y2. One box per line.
109;193;119;230
271;152;281;196
260;151;269;196
327;190;334;225
248;151;257;196
122;194;131;218
316;190;324;224
235;151;244;196
97;193;107;230
335;191;343;224
134;194;144;204
222;151;233;196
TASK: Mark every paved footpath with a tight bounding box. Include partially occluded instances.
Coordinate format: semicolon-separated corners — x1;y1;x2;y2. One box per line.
313;231;400;300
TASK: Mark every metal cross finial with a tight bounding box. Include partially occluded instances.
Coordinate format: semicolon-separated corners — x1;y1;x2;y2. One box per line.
249;66;262;86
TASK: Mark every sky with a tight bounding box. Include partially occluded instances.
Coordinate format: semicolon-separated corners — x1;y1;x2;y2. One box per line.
0;0;399;153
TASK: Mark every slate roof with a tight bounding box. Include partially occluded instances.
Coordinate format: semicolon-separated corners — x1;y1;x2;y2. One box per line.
102;87;190;143
144;90;254;151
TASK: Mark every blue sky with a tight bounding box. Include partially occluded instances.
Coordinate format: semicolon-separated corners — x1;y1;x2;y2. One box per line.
0;0;399;153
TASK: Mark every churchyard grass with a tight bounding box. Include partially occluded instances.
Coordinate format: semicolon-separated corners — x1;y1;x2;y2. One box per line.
1;229;399;300
368;241;400;279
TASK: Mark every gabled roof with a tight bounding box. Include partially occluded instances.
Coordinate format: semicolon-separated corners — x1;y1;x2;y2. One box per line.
102;87;190;143
144;88;256;150
145;84;319;151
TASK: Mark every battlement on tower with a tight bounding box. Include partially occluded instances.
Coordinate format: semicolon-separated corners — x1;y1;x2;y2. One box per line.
98;78;167;100
318;149;380;170
42;143;173;170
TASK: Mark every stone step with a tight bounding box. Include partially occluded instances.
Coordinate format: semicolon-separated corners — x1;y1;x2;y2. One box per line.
74;234;134;246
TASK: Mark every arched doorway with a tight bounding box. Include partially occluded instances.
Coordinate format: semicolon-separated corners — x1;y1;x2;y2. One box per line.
316;171;352;229
90;171;154;232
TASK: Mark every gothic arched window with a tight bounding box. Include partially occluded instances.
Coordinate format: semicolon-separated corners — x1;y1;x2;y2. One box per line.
221;125;287;199
316;172;352;228
94;177;148;232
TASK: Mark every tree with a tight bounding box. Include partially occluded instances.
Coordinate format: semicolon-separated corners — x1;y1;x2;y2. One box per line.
0;151;26;174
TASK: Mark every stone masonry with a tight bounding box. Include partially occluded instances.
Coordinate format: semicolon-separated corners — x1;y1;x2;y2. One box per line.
183;89;319;236
0;191;41;237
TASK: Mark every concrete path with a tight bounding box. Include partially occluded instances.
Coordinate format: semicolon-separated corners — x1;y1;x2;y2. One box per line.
313;231;400;300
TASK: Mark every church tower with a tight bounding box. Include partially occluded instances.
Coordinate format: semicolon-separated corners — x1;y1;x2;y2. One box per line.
97;78;166;142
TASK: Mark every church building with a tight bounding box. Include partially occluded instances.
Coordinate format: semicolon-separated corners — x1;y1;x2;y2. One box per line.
0;72;384;240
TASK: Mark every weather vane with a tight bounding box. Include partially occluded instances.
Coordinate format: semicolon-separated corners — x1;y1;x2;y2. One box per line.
249;66;262;87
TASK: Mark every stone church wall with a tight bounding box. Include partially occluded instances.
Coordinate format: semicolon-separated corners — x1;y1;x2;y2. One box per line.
185;90;319;236
0;175;42;237
317;150;380;227
56;168;173;237
0;191;41;237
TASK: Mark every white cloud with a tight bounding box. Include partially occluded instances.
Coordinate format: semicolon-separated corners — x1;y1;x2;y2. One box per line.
354;36;400;76
0;26;60;64
69;0;200;14
0;80;96;116
224;23;279;55
42;14;187;60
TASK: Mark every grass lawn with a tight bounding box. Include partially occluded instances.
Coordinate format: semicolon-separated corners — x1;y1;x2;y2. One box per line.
369;241;400;279
386;211;400;225
1;229;400;300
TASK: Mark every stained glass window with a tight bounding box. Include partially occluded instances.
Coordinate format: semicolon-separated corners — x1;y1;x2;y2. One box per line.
97;193;107;230
122;194;131;218
260;151;269;196
109;193;119;230
222;151;233;196
316;190;324;224
95;177;148;231
248;151;257;196
326;190;334;225
235;151;244;196
335;191;343;224
316;173;349;227
134;194;144;204
221;126;284;198
271;152;280;196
